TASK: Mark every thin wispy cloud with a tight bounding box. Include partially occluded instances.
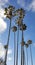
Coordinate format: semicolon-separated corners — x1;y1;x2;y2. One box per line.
0;0;8;8
17;0;35;12
28;0;35;11
17;0;25;7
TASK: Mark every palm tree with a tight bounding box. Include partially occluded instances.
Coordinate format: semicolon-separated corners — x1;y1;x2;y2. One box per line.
15;17;22;65
15;8;25;65
4;5;15;65
20;23;27;65
27;40;33;65
12;26;17;65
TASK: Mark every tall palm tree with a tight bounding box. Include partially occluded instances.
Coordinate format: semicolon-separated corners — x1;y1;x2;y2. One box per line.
20;22;27;65
4;5;15;65
15;16;22;65
16;17;23;65
4;19;11;65
15;8;25;65
12;26;17;65
27;40;33;65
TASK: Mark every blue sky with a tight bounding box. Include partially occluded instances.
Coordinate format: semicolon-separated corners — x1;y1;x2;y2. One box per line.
0;0;35;65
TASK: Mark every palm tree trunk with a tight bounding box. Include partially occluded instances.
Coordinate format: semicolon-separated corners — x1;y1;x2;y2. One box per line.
30;45;33;65
21;30;23;65
14;32;16;65
21;30;25;65
22;47;24;65
4;19;11;65
21;45;23;65
22;31;24;65
16;25;19;65
23;47;26;65
26;48;28;65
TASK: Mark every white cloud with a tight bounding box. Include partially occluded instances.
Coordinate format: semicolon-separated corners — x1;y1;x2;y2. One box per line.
28;0;35;11
0;8;6;18
0;0;8;33
0;0;8;34
0;0;8;8
0;7;7;33
0;43;6;58
17;0;35;12
0;17;7;33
